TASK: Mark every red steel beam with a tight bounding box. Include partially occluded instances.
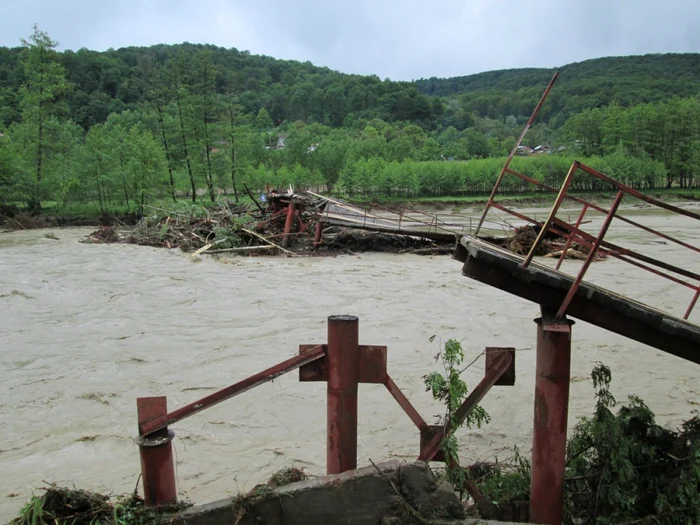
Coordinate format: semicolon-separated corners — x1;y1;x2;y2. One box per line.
140;345;325;436
522;161;579;268
418;351;513;462
504;167;700;254
613;252;699;291
384;375;428;429
491;202;544;227
327;315;360;475
473;72;559;237
556;190;624;319
530;313;573;525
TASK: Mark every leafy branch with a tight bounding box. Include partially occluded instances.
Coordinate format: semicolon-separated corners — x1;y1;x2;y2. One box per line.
423;337;490;488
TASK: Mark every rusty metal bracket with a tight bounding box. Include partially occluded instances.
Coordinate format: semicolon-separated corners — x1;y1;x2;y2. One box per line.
298;344;387;384
420;425;446;462
485;347;516;385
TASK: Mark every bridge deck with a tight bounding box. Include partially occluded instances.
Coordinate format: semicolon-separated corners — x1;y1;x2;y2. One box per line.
455;236;700;365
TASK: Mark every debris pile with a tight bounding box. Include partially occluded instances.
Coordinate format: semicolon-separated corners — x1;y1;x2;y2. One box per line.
10;484;189;525
497;225;607;262
84;189;455;257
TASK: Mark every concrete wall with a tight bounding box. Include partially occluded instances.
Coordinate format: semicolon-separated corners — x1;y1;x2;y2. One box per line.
172;461;533;525
173;460;463;525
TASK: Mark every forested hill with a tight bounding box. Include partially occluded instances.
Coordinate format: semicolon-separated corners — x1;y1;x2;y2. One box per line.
415;53;700;124
0;42;442;130
3;42;699;133
3;29;700;217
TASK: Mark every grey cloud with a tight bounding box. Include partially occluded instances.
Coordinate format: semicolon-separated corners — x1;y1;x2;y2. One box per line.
1;0;699;80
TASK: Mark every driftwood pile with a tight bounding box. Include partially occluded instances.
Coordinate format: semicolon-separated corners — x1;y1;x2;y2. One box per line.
84;200;452;257
498;224;607;262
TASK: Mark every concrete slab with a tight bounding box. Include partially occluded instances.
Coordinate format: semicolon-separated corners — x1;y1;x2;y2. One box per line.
172;461;467;525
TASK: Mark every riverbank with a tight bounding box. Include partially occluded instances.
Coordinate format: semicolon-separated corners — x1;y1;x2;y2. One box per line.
346;187;700;209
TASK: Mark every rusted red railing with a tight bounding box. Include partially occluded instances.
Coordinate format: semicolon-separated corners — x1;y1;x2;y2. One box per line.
493;161;700;321
135;315;515;507
471;75;700;324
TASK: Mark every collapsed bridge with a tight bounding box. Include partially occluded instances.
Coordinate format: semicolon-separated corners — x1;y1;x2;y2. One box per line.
132;73;700;525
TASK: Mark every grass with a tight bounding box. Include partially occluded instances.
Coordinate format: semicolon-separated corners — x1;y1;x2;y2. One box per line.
11;484;190;525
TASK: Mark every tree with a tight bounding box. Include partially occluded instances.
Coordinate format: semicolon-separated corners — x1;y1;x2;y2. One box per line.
170;51;197;201
145;66;177;202
193;49;217;202
0;133;18;204
255;107;273;130
18;25;71;210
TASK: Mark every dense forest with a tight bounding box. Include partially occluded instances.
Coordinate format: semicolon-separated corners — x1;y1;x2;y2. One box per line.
1;26;699;215
415;54;700;125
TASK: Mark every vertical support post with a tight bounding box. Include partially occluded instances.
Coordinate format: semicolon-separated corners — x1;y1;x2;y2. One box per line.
313;221;323;249
530;313;574;525
684;288;700;320
555;203;589;271
522;161;579;268
136;397;177;508
473;72;559;237
556;190;624;319
282;201;296;248
326;315;359;475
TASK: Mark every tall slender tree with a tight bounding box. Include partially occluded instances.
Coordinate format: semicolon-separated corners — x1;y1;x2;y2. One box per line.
170;51;196;202
19;25;70;210
195;49;217;202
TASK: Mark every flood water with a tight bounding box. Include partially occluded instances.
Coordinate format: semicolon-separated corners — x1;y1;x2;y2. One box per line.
1;204;699;521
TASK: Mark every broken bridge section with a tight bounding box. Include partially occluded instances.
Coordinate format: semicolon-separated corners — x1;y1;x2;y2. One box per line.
455;72;700;525
134;315;516;516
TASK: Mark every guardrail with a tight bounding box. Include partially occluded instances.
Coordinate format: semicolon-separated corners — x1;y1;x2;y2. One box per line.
135;315;515;507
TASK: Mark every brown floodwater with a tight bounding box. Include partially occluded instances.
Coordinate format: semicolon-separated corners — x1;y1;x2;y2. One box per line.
1;204;699;521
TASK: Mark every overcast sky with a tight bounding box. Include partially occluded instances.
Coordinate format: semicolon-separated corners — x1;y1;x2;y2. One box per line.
1;0;699;81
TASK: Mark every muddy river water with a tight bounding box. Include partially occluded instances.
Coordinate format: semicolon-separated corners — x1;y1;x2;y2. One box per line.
1;204;699;521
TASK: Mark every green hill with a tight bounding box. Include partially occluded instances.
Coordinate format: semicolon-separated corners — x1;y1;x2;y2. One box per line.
415;53;700;124
0;42;442;130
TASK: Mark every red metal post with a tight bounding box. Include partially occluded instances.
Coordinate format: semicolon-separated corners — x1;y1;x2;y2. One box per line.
326;315;359;474
556;190;624;319
530;314;574;525
522;161;579;268
685;289;700;320
473;72;559;237
313;221;323;249
555;204;589;271
282;201;296;248
505;167;700;254
136;397;177;508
